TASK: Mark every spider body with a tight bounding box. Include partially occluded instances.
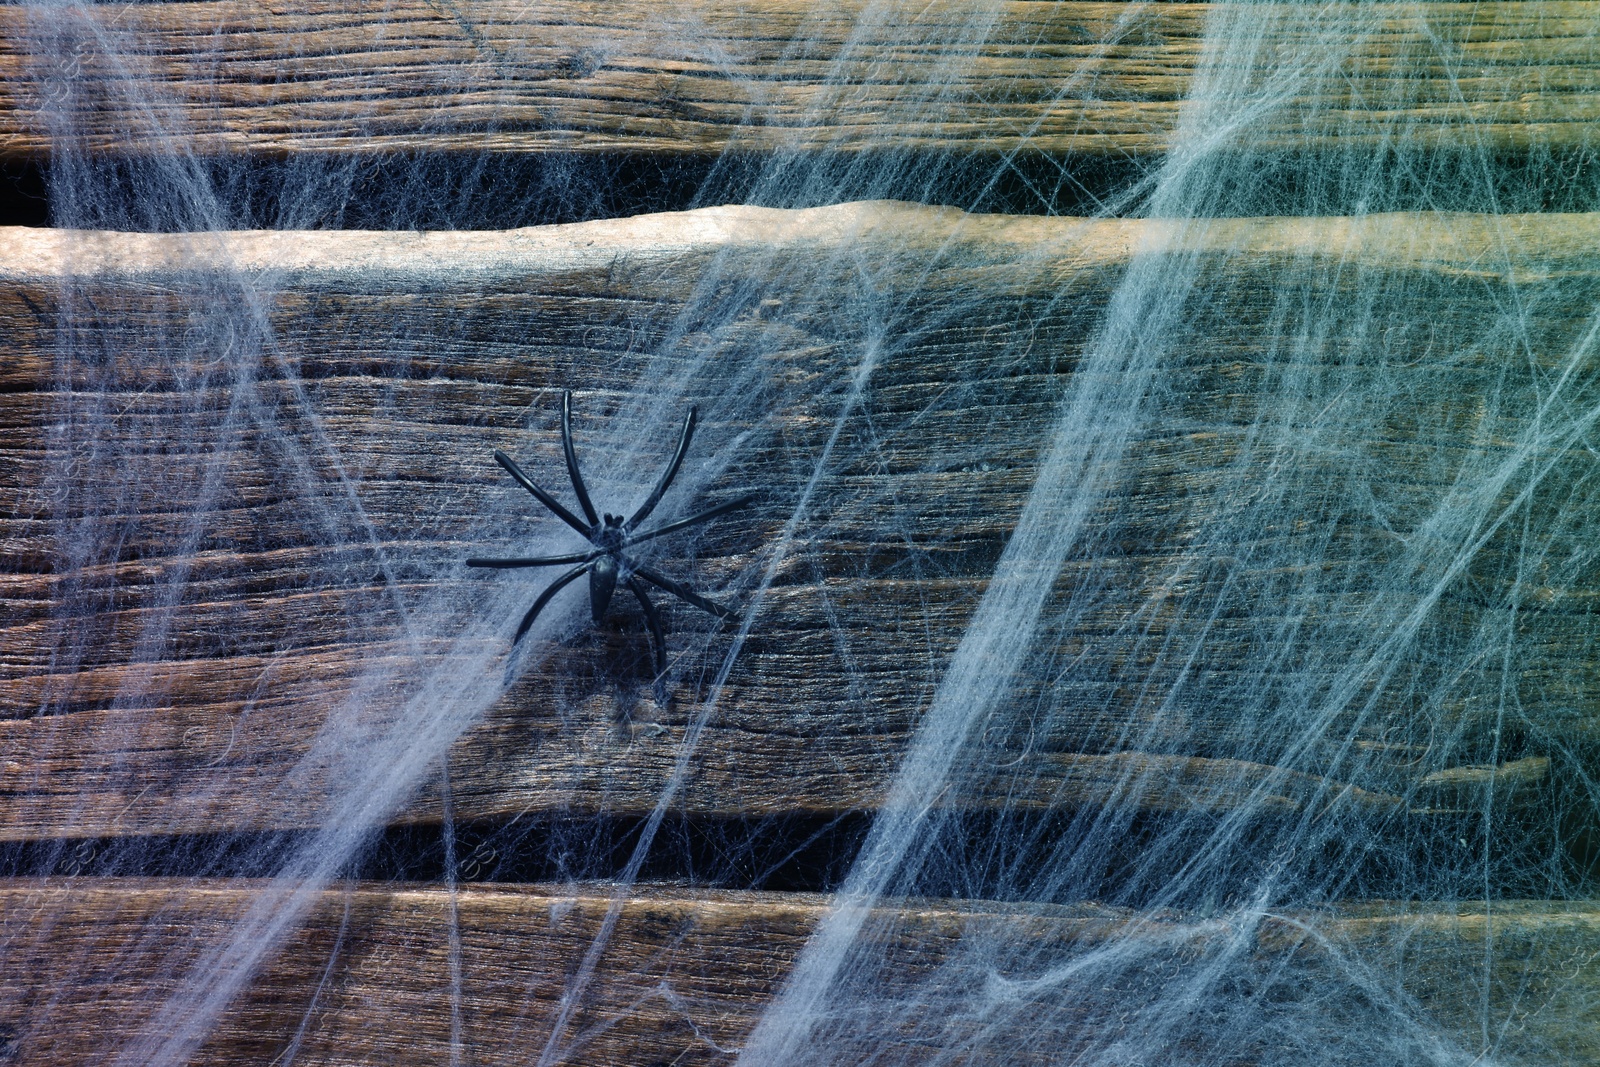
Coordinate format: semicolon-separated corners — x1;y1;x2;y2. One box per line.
468;392;754;689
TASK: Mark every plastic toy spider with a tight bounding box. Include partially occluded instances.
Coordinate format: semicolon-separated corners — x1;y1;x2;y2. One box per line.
468;391;755;688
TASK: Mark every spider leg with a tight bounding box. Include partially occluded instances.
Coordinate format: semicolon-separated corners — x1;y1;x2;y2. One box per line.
625;492;758;548
466;549;601;569
634;565;738;620
512;563;591;646
627;577;669;698
561;391;600;528
625;406;697;529
494;449;591;535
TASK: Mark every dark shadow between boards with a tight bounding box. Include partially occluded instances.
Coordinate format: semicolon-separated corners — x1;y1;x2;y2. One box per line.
0;162;48;227
2;153;1151;231
7;147;1597;232
3;795;1589;907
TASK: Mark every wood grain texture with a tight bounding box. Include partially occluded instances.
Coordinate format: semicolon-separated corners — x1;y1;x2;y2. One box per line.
0;203;1595;839
0;1;1597;158
0;878;1595;1065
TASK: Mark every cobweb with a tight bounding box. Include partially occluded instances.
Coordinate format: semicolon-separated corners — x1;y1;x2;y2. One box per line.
2;1;1598;1065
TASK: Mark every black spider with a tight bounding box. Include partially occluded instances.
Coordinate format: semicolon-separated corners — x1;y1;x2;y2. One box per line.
468;391;755;689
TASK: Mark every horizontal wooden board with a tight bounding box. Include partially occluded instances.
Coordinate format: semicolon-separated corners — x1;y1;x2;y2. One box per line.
1;2;1597;158
0;203;1596;840
0;878;1595;1065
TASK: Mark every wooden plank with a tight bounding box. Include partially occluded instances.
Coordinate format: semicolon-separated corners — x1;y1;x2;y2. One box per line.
1;2;1598;159
0;878;1595;1065
0;203;1595;839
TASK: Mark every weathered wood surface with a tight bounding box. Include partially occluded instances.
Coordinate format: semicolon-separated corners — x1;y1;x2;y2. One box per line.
0;878;1595;1065
1;203;1596;838
1;1;1598;158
